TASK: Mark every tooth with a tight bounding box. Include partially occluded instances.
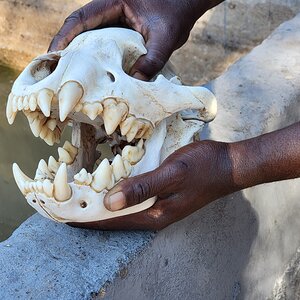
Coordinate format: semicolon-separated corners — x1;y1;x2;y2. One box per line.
102;100;128;135
29;94;38;111
74;168;92;185
62;141;78;159
37;89;54;117
12;163;34;195
74;103;83;113
58;81;83;122
46;119;57;131
36;181;43;193
82;103;102;121
43;179;54;197
12;95;18;112
39;126;49;139
120;115;136;136
6;93;17;125
35;159;54;180
23;96;29;110
53;129;61;144
48;156;60;173
53;163;72;202
30;118;43;137
112;155;128;181
126;120;144;142
122;143;145;164
43;131;55;146
58;147;73;165
17;96;24;111
123;159;132;176
91;158;115;192
25;111;39;124
135;121;153;139
142;125;154;140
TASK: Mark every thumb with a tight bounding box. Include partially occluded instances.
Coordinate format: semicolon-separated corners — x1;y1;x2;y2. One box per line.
104;167;169;211
130;29;176;81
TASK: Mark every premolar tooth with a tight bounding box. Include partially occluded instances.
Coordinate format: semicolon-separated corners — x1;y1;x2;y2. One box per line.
6;93;17;125
35;159;53;180
37;89;53;117
122;143;145;164
30;118;43;137
48;156;60;173
43;131;55;146
142;125;154;139
58;81;84;122
123;160;132;176
46;119;57;131
103;99;128;135
36;181;43;193
112;154;128;181
39;126;49;139
62;141;78;159
58;147;73;165
91;158;115;192
82;103;102;120
29;94;37;111
12;163;34;195
25;111;39;124
74;168;92;185
126;120;144;142
120;115;136;136
43;179;54;197
53;163;72;202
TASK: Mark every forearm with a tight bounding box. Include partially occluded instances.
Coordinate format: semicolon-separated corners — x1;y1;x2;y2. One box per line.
229;122;300;189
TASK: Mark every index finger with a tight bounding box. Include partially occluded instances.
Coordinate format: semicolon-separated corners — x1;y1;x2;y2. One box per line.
48;0;123;52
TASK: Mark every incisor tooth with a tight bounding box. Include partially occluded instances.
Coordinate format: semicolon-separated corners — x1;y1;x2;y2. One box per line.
122;143;145;164
53;163;72;202
23;96;29;110
29;94;37;111
43;179;54;197
17;96;24;111
112;154;128;181
37;89;54;117
12;163;34;195
58;147;73;165
82;103;102;120
91;158;115;192
48;156;60;173
103;99;128;135
120;115;135;136
58;81;84;122
74;168;92;185
6;93;17;125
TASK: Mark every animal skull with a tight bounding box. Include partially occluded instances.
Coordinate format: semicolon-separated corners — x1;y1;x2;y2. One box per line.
6;28;217;223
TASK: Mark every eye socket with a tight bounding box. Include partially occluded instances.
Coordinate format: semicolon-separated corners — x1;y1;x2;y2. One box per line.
31;55;60;82
107;71;115;82
80;201;87;208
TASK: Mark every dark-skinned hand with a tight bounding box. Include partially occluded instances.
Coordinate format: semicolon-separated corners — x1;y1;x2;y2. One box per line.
49;0;224;80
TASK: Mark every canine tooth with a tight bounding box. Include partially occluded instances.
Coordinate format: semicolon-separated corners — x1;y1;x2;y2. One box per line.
112;154;128;181
126;120;144;142
30;118;43;137
91;158;115;192
122;144;145;164
12;95;18;112
43;179;54;197
58;81;84;122
120;115;136;136
29;94;38;111
23;96;29;110
62;141;78;159
12;163;34;195
74;168;92;185
46;119;57;131
82;103;102;120
53;163;72;202
35;159;53;180
103;100;128;135
17;96;24;111
58;147;73;165
6;93;17;125
48;156;60;173
38;89;54;117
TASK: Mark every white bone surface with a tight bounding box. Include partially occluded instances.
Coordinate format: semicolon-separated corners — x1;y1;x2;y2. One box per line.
8;28;217;223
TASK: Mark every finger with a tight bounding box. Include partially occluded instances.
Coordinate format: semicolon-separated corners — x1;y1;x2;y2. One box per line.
49;0;122;52
130;26;178;80
103;166;172;211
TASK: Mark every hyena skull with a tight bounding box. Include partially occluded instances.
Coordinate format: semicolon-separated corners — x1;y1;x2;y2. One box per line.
6;28;217;223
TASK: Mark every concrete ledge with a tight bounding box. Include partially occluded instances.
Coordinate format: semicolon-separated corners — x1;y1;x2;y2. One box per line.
0;10;300;300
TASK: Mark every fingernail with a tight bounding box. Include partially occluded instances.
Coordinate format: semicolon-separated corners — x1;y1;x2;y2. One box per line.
107;192;126;211
132;72;147;81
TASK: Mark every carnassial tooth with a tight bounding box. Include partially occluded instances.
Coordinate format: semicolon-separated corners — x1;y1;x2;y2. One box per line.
91;158;115;192
53;163;72;202
74;168;92;185
12;163;34;195
17;96;24;111
62;141;78;159
29;94;38;111
120;115;136;136
112;154;128;181
6;93;17;125
126;120;144;142
43;179;54;197
58;81;84;122
23;96;29;111
58;147;73;165
48;156;60;173
122;143;145;164
35;159;54;180
38;89;54;117
82;103;102;121
46;119;57;131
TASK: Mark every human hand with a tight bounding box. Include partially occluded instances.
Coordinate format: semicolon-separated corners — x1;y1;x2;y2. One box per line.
69;140;237;231
49;0;224;80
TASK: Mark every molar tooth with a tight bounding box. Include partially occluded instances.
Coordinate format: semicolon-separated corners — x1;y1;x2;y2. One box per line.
17;96;24;111
58;147;73;165
74;168;92;185
126;120;144;142
112;154;128;181
122;143;145;165
82;103;102;120
62;141;78;160
58;81;84;122
6;93;17;125
23;96;29;111
142;125;154;140
91;158;115;192
43;179;54;197
12;163;34;195
103;100;128;135
48;156;60;173
53;163;72;202
29;94;38;111
120;115;136;136
135;121;153;139
38;89;54;117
